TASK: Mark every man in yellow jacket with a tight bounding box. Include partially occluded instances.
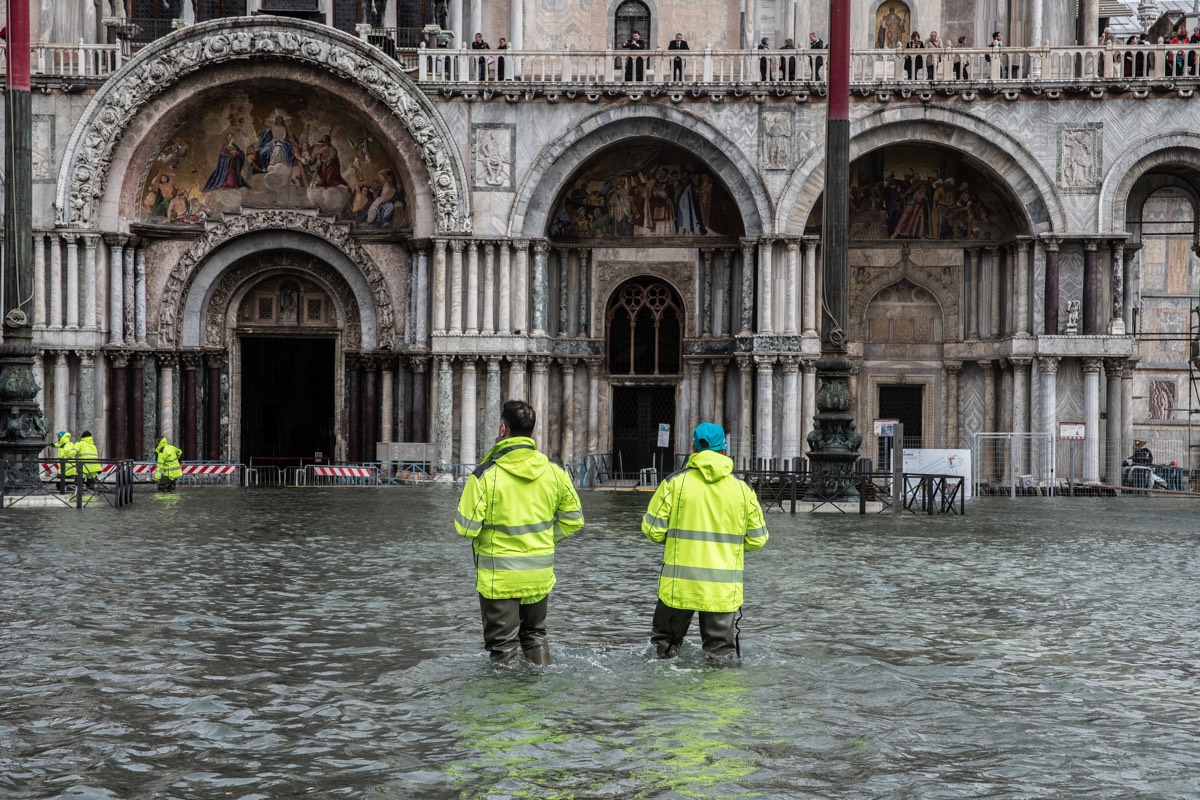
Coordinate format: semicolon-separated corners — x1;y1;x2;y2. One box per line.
73;431;103;486
454;399;584;666
53;431;75;491
641;422;768;660
154;437;183;491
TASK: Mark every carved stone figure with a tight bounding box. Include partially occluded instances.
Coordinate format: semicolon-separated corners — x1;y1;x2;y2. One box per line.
1066;299;1080;334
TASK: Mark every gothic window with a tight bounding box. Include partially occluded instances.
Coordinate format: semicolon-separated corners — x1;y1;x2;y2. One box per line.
614;1;651;48
607;279;682;376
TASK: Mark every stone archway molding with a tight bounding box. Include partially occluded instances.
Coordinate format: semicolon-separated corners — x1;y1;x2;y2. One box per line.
55;16;469;234
160;210;395;350
848;252;957;342
1099;132;1200;233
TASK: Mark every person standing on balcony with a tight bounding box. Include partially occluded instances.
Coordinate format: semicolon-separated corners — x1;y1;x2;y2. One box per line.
757;37;771;81
925;30;942;79
471;32;490;80
668;32;689;81
623;30;646;81
954;35;970;79
904;31;925;80
496;37;508;81
780;38;797;81
809;32;825;80
986;31;1006;78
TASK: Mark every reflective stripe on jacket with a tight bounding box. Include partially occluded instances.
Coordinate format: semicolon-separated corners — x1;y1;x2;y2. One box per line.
73;436;102;477
454;436;584;600
642;449;768;613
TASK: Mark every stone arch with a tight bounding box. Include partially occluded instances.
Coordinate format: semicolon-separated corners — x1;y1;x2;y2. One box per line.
848;252;958;343
509;106;772;238
778;106;1065;236
56;17;469;234
591;257;695;341
1099;133;1200;235
160;211;394;349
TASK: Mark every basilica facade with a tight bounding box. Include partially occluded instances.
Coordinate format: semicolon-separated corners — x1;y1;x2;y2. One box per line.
2;1;1199;485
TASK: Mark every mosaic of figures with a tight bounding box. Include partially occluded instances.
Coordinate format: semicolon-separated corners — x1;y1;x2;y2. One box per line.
138;90;410;228
848;146;1016;241
548;145;745;240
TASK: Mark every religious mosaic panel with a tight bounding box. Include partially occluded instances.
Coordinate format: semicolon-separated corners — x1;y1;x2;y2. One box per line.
137;89;410;229
547;143;744;241
847;145;1020;241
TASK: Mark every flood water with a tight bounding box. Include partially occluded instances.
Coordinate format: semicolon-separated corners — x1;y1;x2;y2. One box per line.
2;488;1198;799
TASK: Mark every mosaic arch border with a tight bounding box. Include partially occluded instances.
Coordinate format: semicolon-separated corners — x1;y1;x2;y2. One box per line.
1099;133;1200;234
508;105;773;238
777;105;1066;236
160;211;393;350
55;17;470;234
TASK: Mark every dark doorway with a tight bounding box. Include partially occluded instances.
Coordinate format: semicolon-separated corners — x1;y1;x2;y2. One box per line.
877;384;924;465
611;386;675;475
241;337;335;466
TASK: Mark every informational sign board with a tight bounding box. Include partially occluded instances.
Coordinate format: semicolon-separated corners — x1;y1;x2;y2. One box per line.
902;448;973;500
874;418;899;437
657;423;671;448
1059;422;1085;440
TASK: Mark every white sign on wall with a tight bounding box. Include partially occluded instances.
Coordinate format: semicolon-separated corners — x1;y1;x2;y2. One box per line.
902;448;973;500
1059;422;1085;440
657;423;671;448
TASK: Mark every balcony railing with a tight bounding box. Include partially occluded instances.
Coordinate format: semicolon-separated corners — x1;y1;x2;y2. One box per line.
2;39;1198;91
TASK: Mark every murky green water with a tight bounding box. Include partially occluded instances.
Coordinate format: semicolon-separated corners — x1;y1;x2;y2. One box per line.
2;489;1197;799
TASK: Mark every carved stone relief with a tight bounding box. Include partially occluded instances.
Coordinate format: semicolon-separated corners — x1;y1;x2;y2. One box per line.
1058;124;1101;190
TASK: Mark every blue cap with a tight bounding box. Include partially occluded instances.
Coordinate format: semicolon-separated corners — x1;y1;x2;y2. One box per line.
693;422;727;452
56;431;66;439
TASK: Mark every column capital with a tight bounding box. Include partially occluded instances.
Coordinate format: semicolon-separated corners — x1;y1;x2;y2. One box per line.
485;355;502;371
180;351;203;370
131;351;147;368
436;355;455;371
507;353;528;368
943;360;962;375
1082;239;1098;252
736;354;753;372
1082;357;1104;374
408;355;430;374
457;353;479;367
784;239;801;254
448;238;465;254
781;355;800;373
110;350;130;369
75;349;97;365
1008;356;1033;368
556;356;576;370
205;351;224;369
1037;356;1060;374
586;359;602;379
1103;357;1129;377
103;233;130;247
1040;234;1062;251
52;350;70;365
686;359;702;377
531;355;551;373
61;232;79;245
739;238;756;256
801;357;818;374
976;358;994;371
712;358;729;376
531;239;551;254
754;355;776;370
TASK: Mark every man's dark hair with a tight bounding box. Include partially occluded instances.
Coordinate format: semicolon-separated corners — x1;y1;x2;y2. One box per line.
501;400;536;437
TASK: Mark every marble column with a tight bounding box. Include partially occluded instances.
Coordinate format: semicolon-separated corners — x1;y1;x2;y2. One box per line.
1083;240;1099;335
381;358;395;443
1012;357;1031;474
1121;245;1139;333
758;239;774;334
110;351;129;461
106;234;126;344
130;353;145;459
1043;237;1061;334
1082;358;1102;483
77;351;96;435
460;356;478;467
53;351;70;435
1120;359;1135;454
158;353;175;443
484;357;502;447
123;239;136;345
508;355;528;405
724;248;736;337
687;360;702;430
82;235;99;330
1038;356;1058;483
410;357;429;443
432;238;447;334
1015;239;1031;336
64;235;80;329
513;240;529;334
987;246;1001;339
415;246;430;342
134;246;147;343
800;358;817;453
509;0;524;48
347;357;362;462
944;361;961;448
449;239;465;334
586;361;601;455
205;353;221;461
498;243;512;335
739;240;755;335
755;356;775;461
782;356;800;459
802;239;818;337
1104;358;1123;483
49;234;63;328
531;357;550;445
531;240;549;336
712;359;727;430
736;356;753;463
577;249;590;337
435;356;454;469
482;241;495;334
364;358;379;456
465;240;480;333
558;249;571;337
968;248;981;339
33;233;46;328
182;353;199;459
559;358;575;465
980;359;996;473
1108;240;1125;334
784;240;800;335
701;249;714;337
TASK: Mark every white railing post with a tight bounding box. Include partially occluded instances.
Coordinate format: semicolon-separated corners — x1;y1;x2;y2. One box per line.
704;46;713;82
418;42;427;80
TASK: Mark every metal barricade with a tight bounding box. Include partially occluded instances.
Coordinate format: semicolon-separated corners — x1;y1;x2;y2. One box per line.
301;464;380;486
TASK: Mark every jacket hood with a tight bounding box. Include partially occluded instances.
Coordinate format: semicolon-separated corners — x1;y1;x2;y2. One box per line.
686;448;734;483
482;436;550;481
157;438;168;450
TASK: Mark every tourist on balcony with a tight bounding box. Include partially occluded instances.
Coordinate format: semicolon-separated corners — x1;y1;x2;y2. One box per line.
623;30;646;81
809;32;825;80
780;38;797;81
757;37;771;81
1098;27;1115;78
471;32;490;80
1168;24;1188;77
1190;27;1200;75
953;35;970;80
986;31;1006;78
904;31;924;80
668;32;689;81
495;37;508;81
925;30;943;79
1125;34;1144;78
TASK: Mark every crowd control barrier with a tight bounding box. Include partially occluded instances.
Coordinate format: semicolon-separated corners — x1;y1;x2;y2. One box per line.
300;464;379;486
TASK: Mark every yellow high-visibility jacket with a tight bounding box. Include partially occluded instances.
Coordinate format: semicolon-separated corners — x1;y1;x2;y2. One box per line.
454;436;584;601
55;433;76;477
154;438;183;481
73;435;102;478
642;449;768;613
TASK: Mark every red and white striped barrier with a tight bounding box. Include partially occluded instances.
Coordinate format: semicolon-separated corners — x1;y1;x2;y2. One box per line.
301;464;379;486
182;464;239;476
310;466;374;478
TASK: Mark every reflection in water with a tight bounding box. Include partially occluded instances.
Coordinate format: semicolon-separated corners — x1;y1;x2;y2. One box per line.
2;491;1198;799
